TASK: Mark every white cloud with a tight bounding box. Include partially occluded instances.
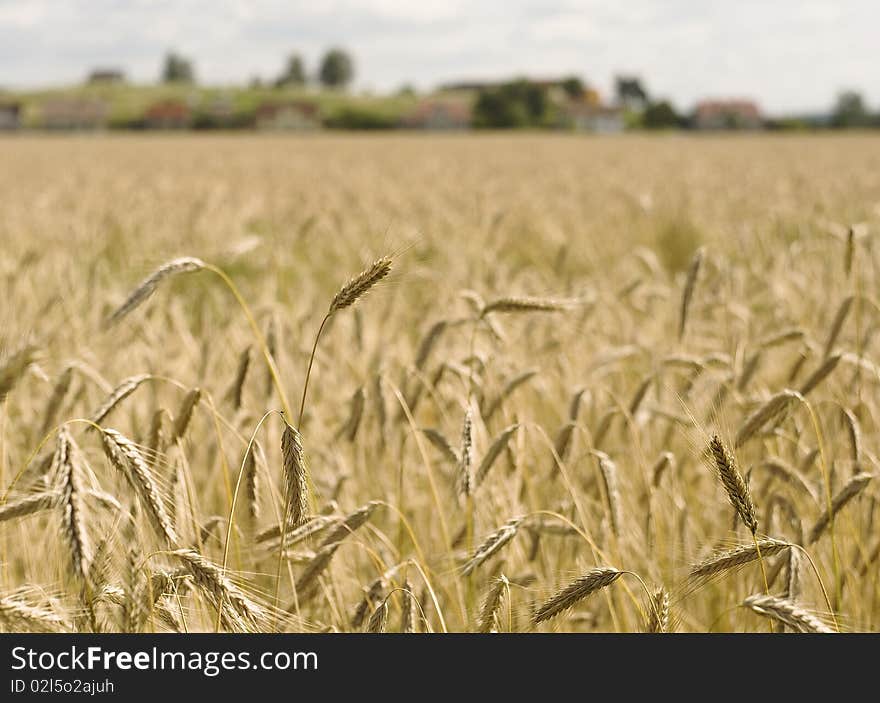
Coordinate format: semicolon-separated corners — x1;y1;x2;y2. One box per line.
0;0;877;114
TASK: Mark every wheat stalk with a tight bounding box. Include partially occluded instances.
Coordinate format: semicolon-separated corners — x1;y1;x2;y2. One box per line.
483;370;538;419
823;296;853;358
0;593;69;632
414;320;448;370
337;386;365;442
678;247;704;340
844;226;855;275
145;408;168;464
53;426;91;583
688;538;791;582
595;451;622;538
476;424;519;485
549;421;576;474
743;594;834;633
328;257;393;314
257;514;338;549
798;354;842;396
100;428;177;545
351;576;386;629
297;542;342;599
319;500;381;548
366;600;389;633
807;472;873;545
533;567;622;624
651;452;675;487
105;257;205;326
40;364;74;434
243;441;262;523
644;587;670;633
421;428;459;464
172;548;266;632
457;408;474;498
708;435;758;533
399;580;415;633
280;420;308;530
225;346;251;410
171;387;201;442
264;315;277;398
89;374;151;425
477;575;509;633
480;296;574;317
734;390;801;448
840;408;862;465
785;549;802;601
462;516;524;576
0;344;38;403
0;491;59;523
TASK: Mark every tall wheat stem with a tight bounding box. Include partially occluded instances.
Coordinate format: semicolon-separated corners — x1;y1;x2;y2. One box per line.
298;314;331;428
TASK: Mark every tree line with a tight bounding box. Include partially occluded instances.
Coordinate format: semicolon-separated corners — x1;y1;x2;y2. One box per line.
161;49;354;89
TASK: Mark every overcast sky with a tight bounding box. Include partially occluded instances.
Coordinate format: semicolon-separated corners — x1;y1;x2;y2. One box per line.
0;0;876;114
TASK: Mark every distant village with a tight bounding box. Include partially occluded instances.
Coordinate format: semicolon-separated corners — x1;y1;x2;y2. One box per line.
0;50;874;133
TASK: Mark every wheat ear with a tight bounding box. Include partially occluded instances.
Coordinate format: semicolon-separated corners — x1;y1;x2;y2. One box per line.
100;428;177;545
743;594;834;633
105;257;205;326
533;567;622;624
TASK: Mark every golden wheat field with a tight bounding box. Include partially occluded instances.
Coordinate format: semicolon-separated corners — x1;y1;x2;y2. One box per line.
1;133;879;634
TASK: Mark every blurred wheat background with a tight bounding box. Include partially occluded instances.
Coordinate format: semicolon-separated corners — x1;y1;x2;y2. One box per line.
1;133;879;633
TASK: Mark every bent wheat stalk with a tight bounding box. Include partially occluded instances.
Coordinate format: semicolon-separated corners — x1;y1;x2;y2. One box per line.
533;567;622;624
462;516;524;576
477;575;509;633
742;594;834;633
807;472;873;545
105;257;205;327
100;428;177;545
688;538;791;585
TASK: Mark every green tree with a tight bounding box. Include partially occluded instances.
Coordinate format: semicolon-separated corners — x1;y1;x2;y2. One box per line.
318;49;354;89
473;89;528;128
276;53;306;88
472;80;549;129
161;52;195;83
642;100;680;129
831;90;870;128
561;76;585;99
513;81;547;121
615;76;648;110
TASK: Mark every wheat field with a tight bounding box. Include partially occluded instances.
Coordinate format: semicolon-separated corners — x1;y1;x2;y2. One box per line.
1;133;879;633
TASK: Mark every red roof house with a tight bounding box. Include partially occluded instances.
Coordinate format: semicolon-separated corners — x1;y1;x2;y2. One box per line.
694;100;762;130
400;99;471;130
144;99;192;129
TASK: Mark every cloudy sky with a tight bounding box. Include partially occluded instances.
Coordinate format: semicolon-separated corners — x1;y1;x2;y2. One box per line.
0;0;876;114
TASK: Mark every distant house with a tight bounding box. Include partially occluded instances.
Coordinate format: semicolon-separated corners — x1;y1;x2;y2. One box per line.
565;101;624;134
144;99;192;129
41;98;109;130
439;80;498;92
400;98;471;130
694;100;763;130
0;101;21;130
207;95;234;122
254;101;320;130
87;69;125;84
